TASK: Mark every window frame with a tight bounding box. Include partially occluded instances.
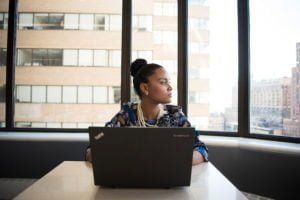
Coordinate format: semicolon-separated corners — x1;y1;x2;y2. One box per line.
2;0;299;143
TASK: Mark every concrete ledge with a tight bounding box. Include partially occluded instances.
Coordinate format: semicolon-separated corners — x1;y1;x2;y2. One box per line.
1;132;299;155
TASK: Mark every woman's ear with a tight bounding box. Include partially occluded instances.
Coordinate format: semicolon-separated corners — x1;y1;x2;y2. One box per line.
140;83;149;96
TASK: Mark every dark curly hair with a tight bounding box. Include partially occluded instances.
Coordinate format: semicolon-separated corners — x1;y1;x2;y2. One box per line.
130;58;163;97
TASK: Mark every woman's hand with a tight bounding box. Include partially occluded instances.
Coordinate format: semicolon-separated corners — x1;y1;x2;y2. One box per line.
192;150;204;165
85;148;92;162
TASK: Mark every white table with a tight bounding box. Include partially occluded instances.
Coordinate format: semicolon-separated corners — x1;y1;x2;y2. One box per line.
14;161;248;200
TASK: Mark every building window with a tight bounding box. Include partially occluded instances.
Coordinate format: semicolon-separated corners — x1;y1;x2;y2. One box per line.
48;13;64;29
109;50;121;67
109;15;121;31
78;86;93;103
32;86;46;103
79;50;93;66
0;13;8;29
94;50;108;66
95;15;109;30
0;49;7;66
79;14;94;30
133;15;152;32
17;49;32;66
154;2;177;16
32;49;48;66
47;86;62;103
64;14;79;30
93;86;108;103
16;85;31;103
48;49;63;66
34;13;49;30
62;86;77;103
63;49;78;66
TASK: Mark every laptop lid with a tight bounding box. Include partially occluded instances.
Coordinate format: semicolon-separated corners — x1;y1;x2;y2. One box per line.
88;127;195;188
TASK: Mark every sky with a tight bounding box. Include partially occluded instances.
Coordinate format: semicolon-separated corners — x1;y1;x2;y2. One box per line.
208;0;300;113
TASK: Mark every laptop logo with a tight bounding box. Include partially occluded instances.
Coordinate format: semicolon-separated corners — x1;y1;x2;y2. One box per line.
172;134;190;138
94;132;104;140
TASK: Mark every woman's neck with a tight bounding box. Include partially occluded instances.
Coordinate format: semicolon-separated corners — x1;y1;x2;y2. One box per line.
140;100;160;120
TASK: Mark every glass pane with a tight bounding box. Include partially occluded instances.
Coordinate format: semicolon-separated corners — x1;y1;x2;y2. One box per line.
94;50;108;66
131;0;178;104
64;14;79;30
188;0;238;131
78;86;92;103
250;0;300;138
18;13;33;30
79;14;93;30
34;13;49;30
16;0;122;128
47;86;61;103
0;4;8;127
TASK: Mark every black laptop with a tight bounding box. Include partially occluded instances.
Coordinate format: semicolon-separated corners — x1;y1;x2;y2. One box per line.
88;127;195;188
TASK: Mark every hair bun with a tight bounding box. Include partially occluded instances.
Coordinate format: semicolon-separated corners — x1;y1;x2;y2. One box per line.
130;58;147;77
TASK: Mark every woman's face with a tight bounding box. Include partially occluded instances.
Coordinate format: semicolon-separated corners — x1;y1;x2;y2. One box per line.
142;67;172;104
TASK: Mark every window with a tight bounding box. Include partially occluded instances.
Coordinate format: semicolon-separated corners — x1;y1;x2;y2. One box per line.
79;50;93;66
109;15;121;31
93;86;107;103
0;13;8;29
95;15;109;30
250;0;300;138
78;86;92;103
47;86;61;103
34;13;49;30
18;13;34;30
32;49;48;66
188;0;238;132
63;50;78;66
109;50;121;67
48;49;63;66
64;14;79;30
17;49;32;66
0;49;7;66
94;50;108;66
62;86;77;103
79;14;94;30
16;85;31;103
133;15;152;32
32;86;46;103
48;13;64;29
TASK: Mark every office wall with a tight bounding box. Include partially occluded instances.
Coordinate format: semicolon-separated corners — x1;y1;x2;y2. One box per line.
0;139;299;199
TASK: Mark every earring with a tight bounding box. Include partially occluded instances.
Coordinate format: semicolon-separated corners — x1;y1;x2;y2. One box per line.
145;91;149;96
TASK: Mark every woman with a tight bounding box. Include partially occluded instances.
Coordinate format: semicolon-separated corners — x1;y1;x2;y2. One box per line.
86;58;208;165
